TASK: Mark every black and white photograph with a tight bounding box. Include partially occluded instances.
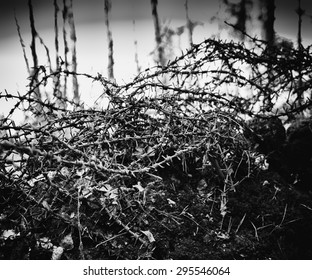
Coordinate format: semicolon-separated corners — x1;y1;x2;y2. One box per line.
1;0;312;267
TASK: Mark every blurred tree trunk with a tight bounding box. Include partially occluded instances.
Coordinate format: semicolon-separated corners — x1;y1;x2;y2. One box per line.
295;0;304;108
185;0;193;46
28;0;42;118
68;0;79;103
184;0;203;47
132;20;141;75
28;0;38;73
54;0;60;70
53;0;64;109
223;0;251;40
151;0;165;67
259;0;276;111
61;0;80;105
62;0;69;101
234;0;247;39
104;0;115;81
259;0;276;45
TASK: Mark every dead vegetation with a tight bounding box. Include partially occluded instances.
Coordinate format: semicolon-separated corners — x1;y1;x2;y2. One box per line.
1;38;312;259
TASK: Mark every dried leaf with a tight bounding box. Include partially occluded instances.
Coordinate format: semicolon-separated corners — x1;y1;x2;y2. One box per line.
140;230;155;243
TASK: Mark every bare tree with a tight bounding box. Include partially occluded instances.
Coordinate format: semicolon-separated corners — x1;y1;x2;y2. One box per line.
61;0;79;103
151;0;165;66
184;0;203;47
27;0;42;118
104;0;114;80
295;0;304;108
223;0;252;40
233;0;248;39
52;0;63;108
54;0;60;70
68;0;79;103
185;0;193;46
259;0;276;45
28;0;38;73
256;0;276;111
62;0;69;100
132;20;141;75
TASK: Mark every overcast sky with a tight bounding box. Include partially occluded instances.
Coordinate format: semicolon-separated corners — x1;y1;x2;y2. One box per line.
1;0;312;120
